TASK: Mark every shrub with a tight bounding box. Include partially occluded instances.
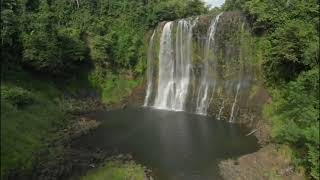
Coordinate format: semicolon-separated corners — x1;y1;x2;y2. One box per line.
1;86;35;107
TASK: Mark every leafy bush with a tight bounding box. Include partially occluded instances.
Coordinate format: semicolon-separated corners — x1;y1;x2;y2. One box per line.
147;0;207;27
89;71;141;104
263;20;318;83
266;68;319;179
22;24;86;74
1;86;35;107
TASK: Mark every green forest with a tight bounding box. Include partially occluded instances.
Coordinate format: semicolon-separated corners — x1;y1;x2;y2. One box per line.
1;0;319;179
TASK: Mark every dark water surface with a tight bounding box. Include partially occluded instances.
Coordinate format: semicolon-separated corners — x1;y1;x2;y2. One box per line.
74;107;259;180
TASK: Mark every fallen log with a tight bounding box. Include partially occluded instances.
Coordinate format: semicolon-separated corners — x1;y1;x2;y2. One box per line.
246;126;262;136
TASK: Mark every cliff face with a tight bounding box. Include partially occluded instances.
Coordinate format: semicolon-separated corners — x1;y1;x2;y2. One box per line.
144;11;270;141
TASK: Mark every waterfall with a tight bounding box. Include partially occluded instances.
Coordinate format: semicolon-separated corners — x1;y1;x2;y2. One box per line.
152;19;197;111
173;19;197;110
144;30;156;106
195;12;222;115
153;22;175;109
144;12;253;122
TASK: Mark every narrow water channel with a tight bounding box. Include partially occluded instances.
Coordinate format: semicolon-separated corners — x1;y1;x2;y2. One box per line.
73;107;259;180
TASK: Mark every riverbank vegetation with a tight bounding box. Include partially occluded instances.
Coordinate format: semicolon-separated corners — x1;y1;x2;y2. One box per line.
1;0;207;179
1;61;102;179
223;0;319;179
1;65;65;178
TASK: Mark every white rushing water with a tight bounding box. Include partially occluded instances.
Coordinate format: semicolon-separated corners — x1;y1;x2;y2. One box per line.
153;22;175;109
144;30;156;107
173;19;197;110
152;19;197;111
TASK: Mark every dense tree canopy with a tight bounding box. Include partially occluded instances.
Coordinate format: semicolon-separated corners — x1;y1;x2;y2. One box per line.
1;0;207;74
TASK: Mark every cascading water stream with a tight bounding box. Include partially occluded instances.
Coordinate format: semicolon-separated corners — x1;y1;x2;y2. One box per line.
195;12;223;115
229;83;241;122
153;19;197;111
143;30;156;107
173;19;198;110
153;22;175;109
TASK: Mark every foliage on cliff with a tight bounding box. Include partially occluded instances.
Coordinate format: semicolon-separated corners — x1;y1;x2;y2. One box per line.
223;0;319;179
